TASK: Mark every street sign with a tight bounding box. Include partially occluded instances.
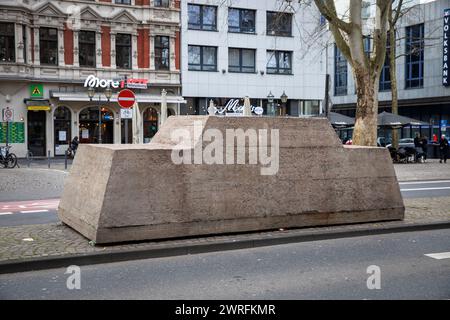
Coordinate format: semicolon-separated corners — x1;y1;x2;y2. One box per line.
2;107;13;122
30;84;44;98
120;108;133;119
117;89;136;109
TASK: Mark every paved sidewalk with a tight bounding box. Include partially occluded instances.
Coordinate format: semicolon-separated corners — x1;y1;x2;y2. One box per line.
394;158;450;181
0;196;448;273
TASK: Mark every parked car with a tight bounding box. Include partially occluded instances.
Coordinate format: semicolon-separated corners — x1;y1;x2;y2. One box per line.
386;138;414;149
377;137;391;147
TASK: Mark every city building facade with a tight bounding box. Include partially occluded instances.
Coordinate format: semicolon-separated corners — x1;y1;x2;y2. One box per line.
328;0;450;142
0;0;182;157
180;0;327;117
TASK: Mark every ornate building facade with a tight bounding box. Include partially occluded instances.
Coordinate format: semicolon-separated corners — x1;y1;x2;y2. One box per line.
0;0;182;157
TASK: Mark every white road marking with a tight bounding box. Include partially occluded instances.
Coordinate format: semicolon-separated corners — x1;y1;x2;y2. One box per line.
19;210;49;214
401;187;450;192
425;252;450;260
399;180;450;185
0;212;13;216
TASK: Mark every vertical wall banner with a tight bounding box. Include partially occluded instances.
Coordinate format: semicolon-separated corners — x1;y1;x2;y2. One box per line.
0;122;25;143
444;9;450;86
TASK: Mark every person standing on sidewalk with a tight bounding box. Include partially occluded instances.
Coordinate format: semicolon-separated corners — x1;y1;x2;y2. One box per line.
439;135;449;163
421;136;428;162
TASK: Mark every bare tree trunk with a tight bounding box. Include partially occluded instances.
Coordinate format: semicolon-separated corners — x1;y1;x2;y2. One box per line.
389;8;399;149
353;66;379;146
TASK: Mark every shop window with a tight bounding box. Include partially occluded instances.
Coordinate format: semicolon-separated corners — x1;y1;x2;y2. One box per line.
143;107;158;143
228;8;256;34
405;23;424;89
188;4;217;31
79;31;96;67
116;33;131;69
155;36;170;70
0;22;15;62
229;48;255;73
266;50;292;74
79;107;114;144
40;27;58;65
188;45;217;71
267;11;292;37
54;106;72;156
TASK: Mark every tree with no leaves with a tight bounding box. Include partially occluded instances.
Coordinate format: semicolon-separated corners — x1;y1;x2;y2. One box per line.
312;0;391;146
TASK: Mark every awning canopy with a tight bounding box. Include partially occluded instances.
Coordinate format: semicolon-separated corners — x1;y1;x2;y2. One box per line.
51;92;187;104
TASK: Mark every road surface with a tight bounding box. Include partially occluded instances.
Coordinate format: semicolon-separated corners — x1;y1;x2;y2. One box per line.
0;229;448;299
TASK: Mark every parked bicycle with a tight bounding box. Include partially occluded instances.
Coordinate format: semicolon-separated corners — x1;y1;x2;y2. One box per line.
0;145;18;168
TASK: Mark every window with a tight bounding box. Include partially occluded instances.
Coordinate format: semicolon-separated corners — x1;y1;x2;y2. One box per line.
22;25;27;63
79;31;96;67
228;48;255;73
154;0;169;7
380;34;391;91
155;36;169;70
267;11;292;37
188;45;217;71
0;23;15;63
228;8;256;34
115;0;131;4
266;50;292;74
40;27;58;65
334;45;347;96
116;33;131;69
188;4;217;31
405;23;424;89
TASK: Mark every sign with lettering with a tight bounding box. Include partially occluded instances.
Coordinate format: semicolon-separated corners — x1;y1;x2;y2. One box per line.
84;75;149;89
444;9;450;86
216;99;261;115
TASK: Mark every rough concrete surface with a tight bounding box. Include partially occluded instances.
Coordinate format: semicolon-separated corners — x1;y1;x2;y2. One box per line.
58;116;405;243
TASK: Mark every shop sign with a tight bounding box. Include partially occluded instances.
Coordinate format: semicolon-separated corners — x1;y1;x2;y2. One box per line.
28;106;51;111
30;84;44;98
84;75;149;89
444;9;450;86
216;99;261;115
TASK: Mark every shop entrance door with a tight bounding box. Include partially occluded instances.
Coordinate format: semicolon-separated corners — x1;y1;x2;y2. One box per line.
27;110;46;156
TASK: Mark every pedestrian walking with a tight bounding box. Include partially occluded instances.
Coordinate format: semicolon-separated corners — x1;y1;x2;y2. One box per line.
439;135;449;164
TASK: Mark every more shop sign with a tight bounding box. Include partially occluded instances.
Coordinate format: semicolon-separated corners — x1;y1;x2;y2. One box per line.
84;75;149;90
215;99;263;115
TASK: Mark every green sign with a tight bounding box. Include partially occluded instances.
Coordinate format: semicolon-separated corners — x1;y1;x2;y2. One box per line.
30;84;44;98
0;122;25;143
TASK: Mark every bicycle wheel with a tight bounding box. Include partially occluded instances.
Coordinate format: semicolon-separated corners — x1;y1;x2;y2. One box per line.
6;153;18;168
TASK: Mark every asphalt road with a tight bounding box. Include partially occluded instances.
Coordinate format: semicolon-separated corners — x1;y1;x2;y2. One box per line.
0;229;448;299
0;179;449;227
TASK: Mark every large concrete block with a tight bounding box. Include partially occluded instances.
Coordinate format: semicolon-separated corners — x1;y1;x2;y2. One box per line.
58;116;405;243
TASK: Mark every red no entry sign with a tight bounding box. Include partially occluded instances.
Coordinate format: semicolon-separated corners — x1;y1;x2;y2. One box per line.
117;89;136;109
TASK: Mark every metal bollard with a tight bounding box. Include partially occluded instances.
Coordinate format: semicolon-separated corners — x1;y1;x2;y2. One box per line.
48;150;51;169
65;150;68;170
27;150;30;168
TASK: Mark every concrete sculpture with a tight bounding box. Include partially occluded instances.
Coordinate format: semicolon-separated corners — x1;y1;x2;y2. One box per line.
58;116;404;243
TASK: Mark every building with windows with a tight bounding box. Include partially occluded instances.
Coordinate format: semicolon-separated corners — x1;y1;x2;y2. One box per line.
0;0;182;157
328;0;450;142
180;0;327;116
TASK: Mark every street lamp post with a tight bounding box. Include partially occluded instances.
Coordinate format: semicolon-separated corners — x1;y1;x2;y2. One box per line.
267;91;275;116
87;87;112;144
280;91;288;116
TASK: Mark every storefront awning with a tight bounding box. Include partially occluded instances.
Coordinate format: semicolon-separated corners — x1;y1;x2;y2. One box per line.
51;92;187;104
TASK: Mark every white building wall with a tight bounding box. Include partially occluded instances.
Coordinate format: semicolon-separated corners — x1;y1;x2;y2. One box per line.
181;0;327;101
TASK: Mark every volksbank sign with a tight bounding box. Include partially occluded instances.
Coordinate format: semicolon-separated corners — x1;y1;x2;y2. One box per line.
444;9;450;86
